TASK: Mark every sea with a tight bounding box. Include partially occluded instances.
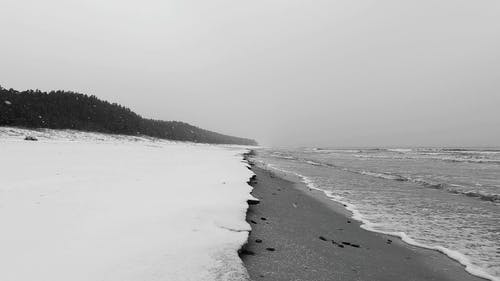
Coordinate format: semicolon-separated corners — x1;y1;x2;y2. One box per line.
255;147;500;281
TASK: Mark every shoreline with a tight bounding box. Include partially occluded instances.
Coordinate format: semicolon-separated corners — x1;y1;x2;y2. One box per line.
240;160;487;281
262;161;497;281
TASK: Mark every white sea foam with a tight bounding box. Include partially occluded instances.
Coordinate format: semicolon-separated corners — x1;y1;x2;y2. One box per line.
312;148;362;153
270;152;296;160
305;160;323;166
387;148;413;153
359;170;407;181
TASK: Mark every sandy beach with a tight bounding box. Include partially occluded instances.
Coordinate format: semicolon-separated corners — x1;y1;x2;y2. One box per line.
240;163;487;281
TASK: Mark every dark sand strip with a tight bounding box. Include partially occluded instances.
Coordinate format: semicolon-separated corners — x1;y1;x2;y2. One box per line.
240;165;486;281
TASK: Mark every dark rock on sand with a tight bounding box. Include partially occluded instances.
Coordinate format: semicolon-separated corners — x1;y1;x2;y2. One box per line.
260;217;267;221
247;199;260;205
255;239;263;243
331;240;345;248
266;247;276;252
250;220;257;224
340;241;361;248
24;136;38;141
247;175;258;186
238;249;255;256
319;236;328;241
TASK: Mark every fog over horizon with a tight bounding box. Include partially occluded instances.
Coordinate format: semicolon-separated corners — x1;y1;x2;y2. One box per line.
1;0;499;147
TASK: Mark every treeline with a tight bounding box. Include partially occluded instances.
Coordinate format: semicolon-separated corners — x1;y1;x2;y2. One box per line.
0;86;257;145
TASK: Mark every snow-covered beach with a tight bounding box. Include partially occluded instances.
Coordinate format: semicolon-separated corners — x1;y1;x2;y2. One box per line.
0;128;255;281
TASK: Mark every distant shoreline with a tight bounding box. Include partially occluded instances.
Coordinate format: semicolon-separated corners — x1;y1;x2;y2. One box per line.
240;160;487;281
0;86;257;145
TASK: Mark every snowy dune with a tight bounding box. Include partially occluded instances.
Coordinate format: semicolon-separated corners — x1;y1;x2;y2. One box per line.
0;128;255;281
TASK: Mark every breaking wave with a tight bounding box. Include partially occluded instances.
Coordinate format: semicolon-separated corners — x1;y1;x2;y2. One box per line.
298;158;500;203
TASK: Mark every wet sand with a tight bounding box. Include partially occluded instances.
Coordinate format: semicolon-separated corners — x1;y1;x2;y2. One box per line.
240;165;486;281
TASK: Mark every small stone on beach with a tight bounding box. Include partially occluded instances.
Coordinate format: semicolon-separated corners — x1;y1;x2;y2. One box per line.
239;249;255;256
247;199;260;205
265;247;275;252
260;217;267;221
255;239;263;243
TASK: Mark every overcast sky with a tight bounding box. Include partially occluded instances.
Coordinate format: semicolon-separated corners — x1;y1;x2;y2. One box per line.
1;0;499;147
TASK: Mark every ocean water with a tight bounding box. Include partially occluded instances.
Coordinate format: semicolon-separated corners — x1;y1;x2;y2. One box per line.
255;147;500;281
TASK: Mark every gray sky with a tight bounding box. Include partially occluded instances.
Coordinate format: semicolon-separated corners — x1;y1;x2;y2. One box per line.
1;0;499;147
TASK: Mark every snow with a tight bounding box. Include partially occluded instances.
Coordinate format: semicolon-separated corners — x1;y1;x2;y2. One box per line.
0;127;254;281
